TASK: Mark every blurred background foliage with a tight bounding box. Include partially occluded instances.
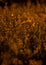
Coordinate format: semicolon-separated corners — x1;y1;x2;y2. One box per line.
0;0;46;65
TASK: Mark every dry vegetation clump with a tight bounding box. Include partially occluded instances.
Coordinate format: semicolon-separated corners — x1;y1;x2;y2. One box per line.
0;2;46;65
29;59;42;65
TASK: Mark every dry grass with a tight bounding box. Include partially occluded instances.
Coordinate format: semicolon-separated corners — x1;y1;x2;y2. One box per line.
0;2;46;65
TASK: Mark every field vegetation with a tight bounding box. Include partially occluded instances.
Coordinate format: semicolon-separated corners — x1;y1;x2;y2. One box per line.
0;1;46;65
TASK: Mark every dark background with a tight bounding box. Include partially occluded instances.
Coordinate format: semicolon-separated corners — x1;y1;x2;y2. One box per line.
0;0;46;8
